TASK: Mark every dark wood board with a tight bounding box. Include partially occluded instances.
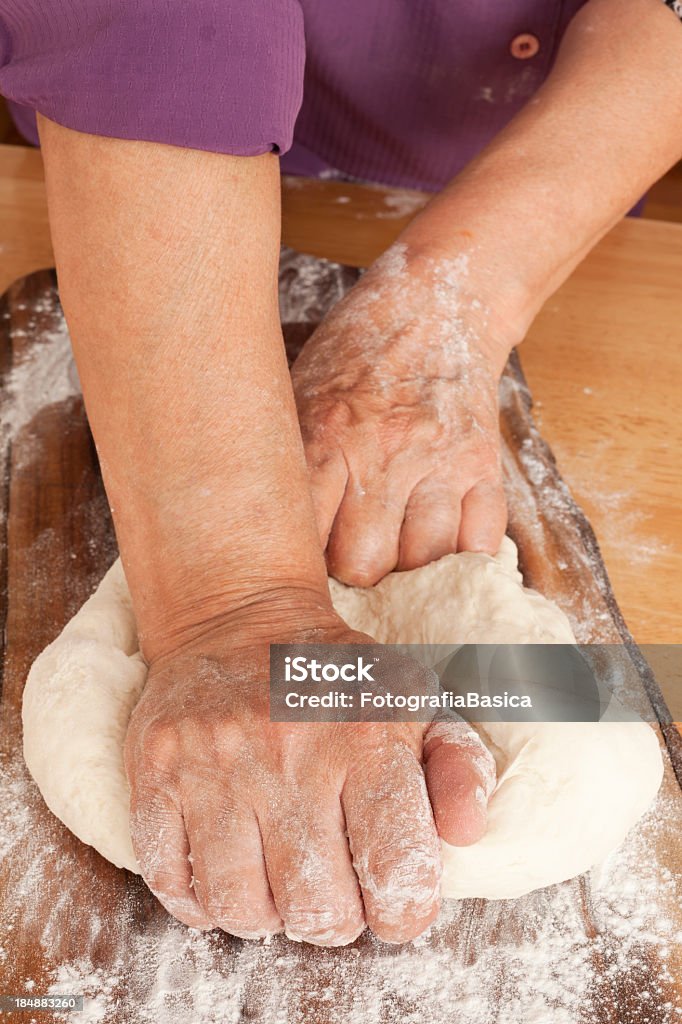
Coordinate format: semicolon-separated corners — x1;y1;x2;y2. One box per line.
1;266;680;1024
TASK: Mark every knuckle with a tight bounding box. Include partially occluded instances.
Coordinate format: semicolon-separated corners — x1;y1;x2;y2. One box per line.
356;838;441;919
207;719;245;758
461;445;500;481
131;819;179;880
283;898;364;947
313;399;354;438
202;894;278;939
139;718;178;769
327;543;381;587
272;847;365;946
210;799;246;836
381;411;428;452
371;839;439;888
158;892;211;929
198;872;271;927
345;725;419;769
142;864;189;900
130;785;174;825
333;563;379;588
479;439;503;469
483;452;503;479
371;909;438;945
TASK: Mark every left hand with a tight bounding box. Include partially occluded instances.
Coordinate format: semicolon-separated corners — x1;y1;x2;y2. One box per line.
125;610;495;945
291;243;513;586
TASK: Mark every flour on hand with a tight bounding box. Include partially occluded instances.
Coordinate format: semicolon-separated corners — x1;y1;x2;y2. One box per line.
22;537;662;900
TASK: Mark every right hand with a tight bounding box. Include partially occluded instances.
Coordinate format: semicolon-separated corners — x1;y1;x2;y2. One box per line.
291;243;511;587
124;611;496;946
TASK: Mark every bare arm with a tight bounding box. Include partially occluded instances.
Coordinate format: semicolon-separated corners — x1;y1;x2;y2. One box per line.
38;119;329;661
38;119;491;945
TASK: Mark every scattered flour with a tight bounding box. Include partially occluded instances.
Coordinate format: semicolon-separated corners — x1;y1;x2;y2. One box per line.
5;709;673;1019
34;786;681;1024
376;192;428;220
278;248;359;326
2;255;680;1024
582;487;672;569
0;294;80;510
0;297;80;445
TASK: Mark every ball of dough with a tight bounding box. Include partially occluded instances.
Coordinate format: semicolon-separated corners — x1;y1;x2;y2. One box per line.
440;719;662;899
22;538;663;897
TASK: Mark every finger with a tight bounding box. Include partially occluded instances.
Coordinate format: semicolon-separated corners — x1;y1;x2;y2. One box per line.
343;742;441;944
306;450;349;548
129;779;212;929
260;792;365;946
397;477;461;571
423;720;497;846
326;476;406;586
457;479;507;554
185;799;282;940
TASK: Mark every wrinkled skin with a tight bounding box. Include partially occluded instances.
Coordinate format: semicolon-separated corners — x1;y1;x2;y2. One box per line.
292;244;511;586
125;614;496;946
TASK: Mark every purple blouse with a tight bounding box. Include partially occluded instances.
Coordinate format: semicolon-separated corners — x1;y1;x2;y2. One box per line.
0;1;679;192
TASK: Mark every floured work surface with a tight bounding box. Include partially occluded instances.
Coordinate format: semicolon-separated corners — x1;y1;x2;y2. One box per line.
1;262;681;1024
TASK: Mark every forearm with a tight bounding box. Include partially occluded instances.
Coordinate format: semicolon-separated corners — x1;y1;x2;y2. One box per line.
38;118;331;660
401;0;682;347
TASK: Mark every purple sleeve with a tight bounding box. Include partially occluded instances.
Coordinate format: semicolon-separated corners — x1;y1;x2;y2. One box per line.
0;0;305;155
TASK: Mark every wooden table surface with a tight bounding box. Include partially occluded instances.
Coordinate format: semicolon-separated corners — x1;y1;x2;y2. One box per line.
1;143;680;718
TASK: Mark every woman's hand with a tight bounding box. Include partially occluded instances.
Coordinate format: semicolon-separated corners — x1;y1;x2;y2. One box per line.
292;243;513;586
124;609;495;946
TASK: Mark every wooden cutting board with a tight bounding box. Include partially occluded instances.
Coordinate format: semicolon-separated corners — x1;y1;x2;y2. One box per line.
1;266;680;1024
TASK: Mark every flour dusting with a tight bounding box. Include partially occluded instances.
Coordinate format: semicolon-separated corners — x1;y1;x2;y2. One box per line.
2;257;680;1024
36;786;681;1024
0;298;79;446
4;704;678;1024
278;248;359;326
376;192;428;220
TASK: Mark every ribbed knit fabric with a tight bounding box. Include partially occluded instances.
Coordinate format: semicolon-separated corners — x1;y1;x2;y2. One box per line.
0;0;305;155
1;0;668;192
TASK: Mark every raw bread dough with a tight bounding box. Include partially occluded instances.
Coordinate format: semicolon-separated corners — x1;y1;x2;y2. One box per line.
22;537;663;899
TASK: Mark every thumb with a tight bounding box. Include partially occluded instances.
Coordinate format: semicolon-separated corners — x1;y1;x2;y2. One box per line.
423;720;496;846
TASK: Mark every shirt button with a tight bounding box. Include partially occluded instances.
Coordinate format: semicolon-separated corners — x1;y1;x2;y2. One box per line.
510;33;540;59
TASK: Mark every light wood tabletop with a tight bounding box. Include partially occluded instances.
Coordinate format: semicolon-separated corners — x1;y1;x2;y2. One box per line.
1;143;680;718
